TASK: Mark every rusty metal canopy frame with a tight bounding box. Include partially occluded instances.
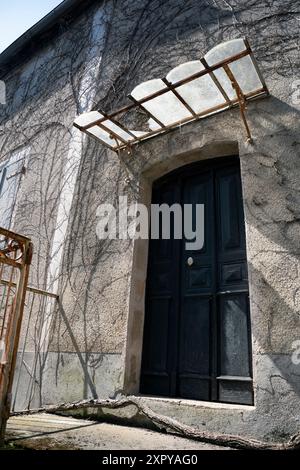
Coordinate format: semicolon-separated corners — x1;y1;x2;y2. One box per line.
74;38;269;152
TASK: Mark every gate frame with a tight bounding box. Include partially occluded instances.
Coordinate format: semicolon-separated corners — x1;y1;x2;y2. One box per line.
0;227;33;444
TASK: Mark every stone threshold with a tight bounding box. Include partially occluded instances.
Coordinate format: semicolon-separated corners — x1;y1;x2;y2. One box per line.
136;394;255;410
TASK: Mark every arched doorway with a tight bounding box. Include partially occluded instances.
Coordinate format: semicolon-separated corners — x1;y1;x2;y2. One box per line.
140;155;253;405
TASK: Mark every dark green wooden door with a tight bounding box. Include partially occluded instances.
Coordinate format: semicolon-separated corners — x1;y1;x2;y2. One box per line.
140;156;253;405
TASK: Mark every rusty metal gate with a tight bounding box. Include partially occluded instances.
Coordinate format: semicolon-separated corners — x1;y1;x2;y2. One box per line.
0;227;32;443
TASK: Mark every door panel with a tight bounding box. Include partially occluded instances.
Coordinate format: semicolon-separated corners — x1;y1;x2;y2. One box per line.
140;296;171;396
218;379;253;405
216;169;245;254
218;294;251;377
179;170;215;400
178;296;211;400
140;156;253;405
215;164;252;403
140;179;180;397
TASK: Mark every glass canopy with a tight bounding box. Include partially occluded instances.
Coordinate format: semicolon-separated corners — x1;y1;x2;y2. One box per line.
74;38;268;152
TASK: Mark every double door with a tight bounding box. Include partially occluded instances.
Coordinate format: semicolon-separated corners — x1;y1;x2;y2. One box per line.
140;156;253;405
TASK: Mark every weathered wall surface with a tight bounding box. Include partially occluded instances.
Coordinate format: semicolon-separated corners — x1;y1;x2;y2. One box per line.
0;0;299;443
0;0;113;409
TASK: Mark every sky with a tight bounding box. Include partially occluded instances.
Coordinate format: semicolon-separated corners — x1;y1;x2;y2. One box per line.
0;0;64;53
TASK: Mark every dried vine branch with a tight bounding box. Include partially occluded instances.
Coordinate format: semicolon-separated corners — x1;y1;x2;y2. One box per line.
11;396;300;450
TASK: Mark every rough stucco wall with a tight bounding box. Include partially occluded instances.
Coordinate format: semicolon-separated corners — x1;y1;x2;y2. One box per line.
45;0;299;443
0;0;113;409
0;1;111;288
0;0;299;443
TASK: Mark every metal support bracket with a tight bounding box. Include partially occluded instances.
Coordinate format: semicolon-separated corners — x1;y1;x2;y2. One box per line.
223;64;253;143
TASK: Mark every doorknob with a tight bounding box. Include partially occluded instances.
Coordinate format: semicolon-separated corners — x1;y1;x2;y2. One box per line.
187;257;194;267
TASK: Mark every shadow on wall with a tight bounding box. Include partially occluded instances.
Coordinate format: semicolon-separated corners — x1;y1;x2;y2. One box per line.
248;263;300;401
242;96;300;405
56;299;98;400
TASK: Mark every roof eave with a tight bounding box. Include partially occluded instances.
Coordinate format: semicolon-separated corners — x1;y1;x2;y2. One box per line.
0;0;97;77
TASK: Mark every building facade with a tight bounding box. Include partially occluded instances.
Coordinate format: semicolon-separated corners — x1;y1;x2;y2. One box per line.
0;0;299;444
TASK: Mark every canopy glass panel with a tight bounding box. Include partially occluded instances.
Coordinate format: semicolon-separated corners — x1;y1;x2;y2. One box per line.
74;38;268;151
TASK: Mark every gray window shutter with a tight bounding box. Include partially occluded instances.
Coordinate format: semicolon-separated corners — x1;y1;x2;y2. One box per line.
0;149;29;229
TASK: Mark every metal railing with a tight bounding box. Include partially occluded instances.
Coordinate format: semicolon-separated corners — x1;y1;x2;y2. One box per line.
0;227;32;443
11;284;58;412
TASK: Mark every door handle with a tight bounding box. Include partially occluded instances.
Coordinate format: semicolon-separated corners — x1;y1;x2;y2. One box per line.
187;257;194;267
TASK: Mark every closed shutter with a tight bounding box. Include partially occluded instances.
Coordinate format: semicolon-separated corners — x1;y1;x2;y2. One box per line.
0;149;29;229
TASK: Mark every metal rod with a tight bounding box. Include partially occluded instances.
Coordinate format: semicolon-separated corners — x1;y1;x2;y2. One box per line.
11;291;35;411
128;94;165;129
0;256;22;269
96;122;128;146
0;279;59;299
0;263;16;338
223;64;252;142
26;293;46;409
200;57;231;105
161;77;197;118
243;39;269;93
0;228;30;244
85;129;115;151
101;112;140;142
